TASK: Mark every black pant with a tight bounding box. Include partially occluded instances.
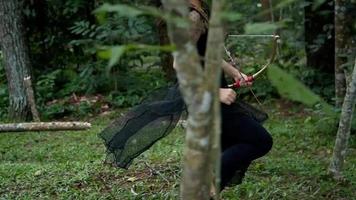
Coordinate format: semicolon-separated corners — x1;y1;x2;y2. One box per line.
220;112;273;189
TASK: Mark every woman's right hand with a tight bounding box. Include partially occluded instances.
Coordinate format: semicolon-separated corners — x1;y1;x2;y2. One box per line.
220;88;236;105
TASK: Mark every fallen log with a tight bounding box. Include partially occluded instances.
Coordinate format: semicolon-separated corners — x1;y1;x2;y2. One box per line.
0;122;91;132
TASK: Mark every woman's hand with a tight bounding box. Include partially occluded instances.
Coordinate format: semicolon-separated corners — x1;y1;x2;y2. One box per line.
220;88;237;105
222;60;253;87
233;72;253;87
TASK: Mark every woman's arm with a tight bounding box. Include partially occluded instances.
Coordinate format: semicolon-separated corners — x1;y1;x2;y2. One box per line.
222;60;252;86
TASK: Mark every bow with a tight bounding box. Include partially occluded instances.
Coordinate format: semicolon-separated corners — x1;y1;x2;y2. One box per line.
225;34;280;88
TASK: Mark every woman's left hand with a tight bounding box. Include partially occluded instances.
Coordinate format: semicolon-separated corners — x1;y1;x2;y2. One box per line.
233;72;253;87
221;60;253;87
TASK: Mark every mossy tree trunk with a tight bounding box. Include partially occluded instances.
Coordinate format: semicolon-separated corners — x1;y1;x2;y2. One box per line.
334;0;350;107
329;58;356;179
162;0;224;199
0;0;33;121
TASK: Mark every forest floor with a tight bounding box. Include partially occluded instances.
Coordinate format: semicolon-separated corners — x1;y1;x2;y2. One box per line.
0;100;355;200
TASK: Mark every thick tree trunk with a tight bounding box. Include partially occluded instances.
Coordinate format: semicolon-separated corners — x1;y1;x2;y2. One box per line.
0;0;32;121
163;0;224;199
0;122;91;132
329;58;356;179
304;0;335;73
334;0;350;107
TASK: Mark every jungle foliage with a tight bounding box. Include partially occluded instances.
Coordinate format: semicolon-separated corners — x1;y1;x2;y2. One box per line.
0;0;355;121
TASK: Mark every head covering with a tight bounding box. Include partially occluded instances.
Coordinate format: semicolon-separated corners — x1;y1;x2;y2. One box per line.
189;0;209;24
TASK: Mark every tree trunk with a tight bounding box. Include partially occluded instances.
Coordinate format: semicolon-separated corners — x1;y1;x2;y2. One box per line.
334;0;350;107
152;0;175;81
260;0;274;22
0;122;91;132
0;0;33;121
24;76;40;122
304;0;335;73
329;58;356;179
156;20;175;81
163;0;224;199
204;1;224;197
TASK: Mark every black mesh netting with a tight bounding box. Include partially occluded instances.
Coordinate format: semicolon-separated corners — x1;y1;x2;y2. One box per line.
99;84;185;169
99;83;268;169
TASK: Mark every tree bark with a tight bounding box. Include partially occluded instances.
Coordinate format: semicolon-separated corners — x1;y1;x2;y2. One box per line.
260;0;274;22
329;58;356;179
334;0;350;107
156;20;176;81
0;0;33;121
0;122;92;132
24;76;40;122
204;1;224;197
162;0;224;199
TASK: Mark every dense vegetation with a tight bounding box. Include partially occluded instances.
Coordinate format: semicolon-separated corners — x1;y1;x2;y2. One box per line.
0;0;166;120
1;0;354;120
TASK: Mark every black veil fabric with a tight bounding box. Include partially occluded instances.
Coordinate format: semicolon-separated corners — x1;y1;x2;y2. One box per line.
99;84;185;169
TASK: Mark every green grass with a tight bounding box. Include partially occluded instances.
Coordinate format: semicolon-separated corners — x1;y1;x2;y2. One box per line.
0;102;355;200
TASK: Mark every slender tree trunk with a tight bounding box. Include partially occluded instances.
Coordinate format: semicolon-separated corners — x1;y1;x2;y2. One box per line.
261;0;274;22
329;58;356;179
24;76;40;122
334;0;349;107
162;0;224;199
205;0;224;197
156;20;175;81
0;0;33;121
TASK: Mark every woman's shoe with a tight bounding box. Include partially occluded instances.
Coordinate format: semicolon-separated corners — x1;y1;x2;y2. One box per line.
226;169;246;187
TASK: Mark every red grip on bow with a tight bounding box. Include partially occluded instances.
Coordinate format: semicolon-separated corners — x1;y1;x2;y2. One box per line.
231;76;254;88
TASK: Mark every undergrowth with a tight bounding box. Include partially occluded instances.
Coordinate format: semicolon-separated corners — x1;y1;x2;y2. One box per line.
0;101;355;200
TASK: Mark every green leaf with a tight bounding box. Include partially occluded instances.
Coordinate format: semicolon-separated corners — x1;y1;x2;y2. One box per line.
94;3;144;17
97;49;111;60
267;65;334;115
109;46;126;68
95;12;107;24
312;0;328;11
94;3;188;28
244;22;278;34
97;46;126;75
221;12;242;22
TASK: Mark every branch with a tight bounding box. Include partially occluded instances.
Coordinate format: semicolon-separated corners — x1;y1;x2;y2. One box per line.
0;122;92;132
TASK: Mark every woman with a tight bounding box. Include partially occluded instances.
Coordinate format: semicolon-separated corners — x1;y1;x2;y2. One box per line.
99;0;273;192
185;0;273;189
